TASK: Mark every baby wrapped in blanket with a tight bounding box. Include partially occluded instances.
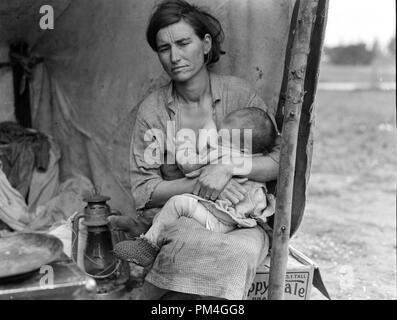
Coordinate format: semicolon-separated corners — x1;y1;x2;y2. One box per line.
114;107;276;267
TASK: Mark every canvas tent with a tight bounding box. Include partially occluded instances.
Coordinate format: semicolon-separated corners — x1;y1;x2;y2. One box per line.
1;0;292;217
0;0;329;299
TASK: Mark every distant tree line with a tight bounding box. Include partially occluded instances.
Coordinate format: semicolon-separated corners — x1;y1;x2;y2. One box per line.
324;43;376;65
324;35;395;65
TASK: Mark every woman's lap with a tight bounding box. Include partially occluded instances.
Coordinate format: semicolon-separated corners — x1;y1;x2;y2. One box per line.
144;217;269;300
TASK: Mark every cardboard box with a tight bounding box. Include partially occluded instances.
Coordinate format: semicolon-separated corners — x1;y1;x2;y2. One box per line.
247;246;315;300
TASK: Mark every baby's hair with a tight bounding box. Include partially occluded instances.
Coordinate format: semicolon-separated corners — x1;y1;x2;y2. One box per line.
222;107;276;154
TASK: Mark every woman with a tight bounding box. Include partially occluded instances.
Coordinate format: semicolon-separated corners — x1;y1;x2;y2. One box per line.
117;0;280;299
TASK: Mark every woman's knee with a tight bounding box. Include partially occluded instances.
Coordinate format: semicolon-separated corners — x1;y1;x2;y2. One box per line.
235;228;269;258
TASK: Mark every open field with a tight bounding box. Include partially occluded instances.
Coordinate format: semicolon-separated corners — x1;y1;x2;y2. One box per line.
291;87;396;299
319;62;396;83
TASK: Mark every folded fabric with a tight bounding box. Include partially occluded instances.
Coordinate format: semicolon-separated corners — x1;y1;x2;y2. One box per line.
0;122;51;199
0;163;93;232
0;166;31;231
185;180;273;228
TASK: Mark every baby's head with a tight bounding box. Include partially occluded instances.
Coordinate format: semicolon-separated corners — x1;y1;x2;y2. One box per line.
219;107;276;154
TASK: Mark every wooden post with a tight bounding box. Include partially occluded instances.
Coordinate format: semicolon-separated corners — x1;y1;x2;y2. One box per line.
290;0;329;236
268;0;319;300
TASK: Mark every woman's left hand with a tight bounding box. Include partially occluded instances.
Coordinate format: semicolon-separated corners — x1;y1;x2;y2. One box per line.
185;164;233;201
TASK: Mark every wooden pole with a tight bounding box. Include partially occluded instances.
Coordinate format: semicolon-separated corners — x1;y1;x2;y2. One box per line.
268;0;318;300
275;0;301;131
291;0;329;236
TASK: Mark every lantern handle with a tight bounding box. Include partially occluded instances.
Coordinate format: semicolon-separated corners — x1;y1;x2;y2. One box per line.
71;212;85;265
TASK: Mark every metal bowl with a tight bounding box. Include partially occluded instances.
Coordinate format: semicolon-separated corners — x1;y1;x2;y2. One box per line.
0;232;63;279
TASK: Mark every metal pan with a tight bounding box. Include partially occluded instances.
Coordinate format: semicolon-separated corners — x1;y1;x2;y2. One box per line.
0;232;63;279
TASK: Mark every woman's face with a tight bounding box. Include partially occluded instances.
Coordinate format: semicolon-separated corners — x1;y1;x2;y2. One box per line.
156;20;211;83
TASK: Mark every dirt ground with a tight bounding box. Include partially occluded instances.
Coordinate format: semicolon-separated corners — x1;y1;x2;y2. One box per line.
290;88;396;300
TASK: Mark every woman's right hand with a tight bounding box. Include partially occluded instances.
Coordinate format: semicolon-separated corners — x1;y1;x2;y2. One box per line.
217;178;248;205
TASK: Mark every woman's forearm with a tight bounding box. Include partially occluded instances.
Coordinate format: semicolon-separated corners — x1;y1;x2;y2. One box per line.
231;155;279;183
149;154;278;208
247;156;279;182
148;177;197;208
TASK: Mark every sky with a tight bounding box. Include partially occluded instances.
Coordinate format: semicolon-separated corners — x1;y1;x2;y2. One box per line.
324;0;396;49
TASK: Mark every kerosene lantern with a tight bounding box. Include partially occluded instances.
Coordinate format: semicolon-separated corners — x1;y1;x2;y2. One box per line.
71;191;129;299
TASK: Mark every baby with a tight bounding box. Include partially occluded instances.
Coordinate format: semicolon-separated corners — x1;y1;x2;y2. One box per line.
114;107;277;267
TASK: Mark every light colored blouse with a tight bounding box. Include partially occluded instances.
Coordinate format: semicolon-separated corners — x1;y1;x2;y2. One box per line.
130;72;280;212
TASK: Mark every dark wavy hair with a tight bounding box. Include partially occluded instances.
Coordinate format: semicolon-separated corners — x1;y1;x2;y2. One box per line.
146;0;225;66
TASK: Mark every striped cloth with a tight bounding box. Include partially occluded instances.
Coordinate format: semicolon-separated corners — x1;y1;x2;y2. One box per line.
145;217;269;300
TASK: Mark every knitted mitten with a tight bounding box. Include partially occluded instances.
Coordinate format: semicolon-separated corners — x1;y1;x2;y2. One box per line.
113;235;160;267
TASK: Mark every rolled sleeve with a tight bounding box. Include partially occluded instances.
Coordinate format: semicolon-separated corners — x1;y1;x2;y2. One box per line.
130;115;164;211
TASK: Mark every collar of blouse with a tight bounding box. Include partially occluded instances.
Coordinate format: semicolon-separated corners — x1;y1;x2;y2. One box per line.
165;72;222;115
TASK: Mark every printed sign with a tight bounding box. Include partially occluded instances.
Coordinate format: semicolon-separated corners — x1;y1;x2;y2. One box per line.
247;250;314;300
